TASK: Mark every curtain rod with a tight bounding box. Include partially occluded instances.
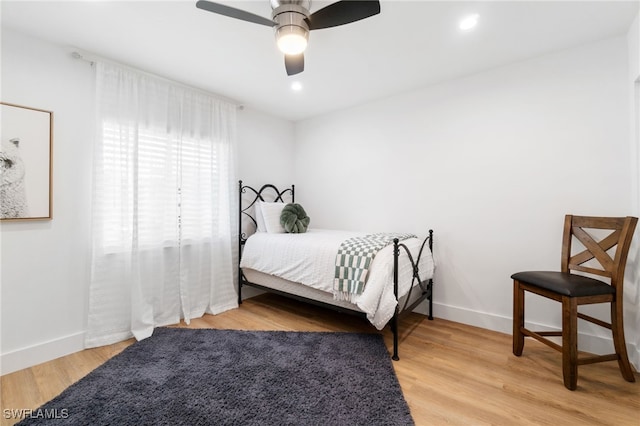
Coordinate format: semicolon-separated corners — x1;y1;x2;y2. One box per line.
70;50;244;110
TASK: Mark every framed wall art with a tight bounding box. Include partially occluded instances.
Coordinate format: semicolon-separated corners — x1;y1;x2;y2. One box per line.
1;102;53;220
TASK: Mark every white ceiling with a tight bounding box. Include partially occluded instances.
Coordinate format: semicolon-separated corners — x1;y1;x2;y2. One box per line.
2;1;638;121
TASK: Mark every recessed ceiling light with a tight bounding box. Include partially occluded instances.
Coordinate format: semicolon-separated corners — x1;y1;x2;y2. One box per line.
291;81;303;91
459;14;479;31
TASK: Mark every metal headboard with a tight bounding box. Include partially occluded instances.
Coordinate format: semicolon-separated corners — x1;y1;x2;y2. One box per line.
238;180;295;248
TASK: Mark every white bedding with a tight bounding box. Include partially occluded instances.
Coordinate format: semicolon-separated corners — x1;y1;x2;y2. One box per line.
239;229;435;329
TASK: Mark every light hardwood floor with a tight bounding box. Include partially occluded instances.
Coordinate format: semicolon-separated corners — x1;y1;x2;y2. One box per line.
2;293;639;425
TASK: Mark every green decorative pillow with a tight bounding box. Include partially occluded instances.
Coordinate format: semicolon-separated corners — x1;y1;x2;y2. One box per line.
280;203;310;234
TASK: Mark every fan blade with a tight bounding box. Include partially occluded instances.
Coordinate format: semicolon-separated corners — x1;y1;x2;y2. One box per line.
196;0;276;27
307;0;380;30
285;54;304;76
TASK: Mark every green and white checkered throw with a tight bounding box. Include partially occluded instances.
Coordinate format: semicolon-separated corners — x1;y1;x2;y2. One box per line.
334;233;416;302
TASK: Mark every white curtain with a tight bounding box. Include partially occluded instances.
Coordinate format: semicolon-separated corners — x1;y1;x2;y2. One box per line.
85;61;238;348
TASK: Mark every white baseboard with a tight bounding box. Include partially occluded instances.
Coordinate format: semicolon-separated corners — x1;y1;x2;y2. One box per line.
1;332;85;376
414;301;640;371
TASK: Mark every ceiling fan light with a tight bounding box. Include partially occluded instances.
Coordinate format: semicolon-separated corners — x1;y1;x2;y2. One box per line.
459;14;479;31
276;26;308;55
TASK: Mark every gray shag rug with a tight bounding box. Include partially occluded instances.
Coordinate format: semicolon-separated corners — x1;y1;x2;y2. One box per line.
18;328;414;425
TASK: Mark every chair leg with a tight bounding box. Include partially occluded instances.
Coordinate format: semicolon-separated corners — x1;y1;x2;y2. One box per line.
610;300;636;382
513;280;525;356
562;296;578;390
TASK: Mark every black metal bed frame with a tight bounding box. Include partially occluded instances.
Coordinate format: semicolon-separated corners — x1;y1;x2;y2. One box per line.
238;180;434;360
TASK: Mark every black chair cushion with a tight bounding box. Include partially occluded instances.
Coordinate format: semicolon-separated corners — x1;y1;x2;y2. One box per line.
511;271;614;297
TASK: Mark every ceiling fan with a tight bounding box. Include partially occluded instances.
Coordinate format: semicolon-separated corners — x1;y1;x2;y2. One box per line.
196;0;381;76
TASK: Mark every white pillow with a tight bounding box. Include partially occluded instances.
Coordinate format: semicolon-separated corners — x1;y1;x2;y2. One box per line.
254;201;267;232
259;201;286;233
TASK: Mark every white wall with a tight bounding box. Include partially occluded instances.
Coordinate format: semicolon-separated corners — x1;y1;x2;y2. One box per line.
294;36;638;367
1;28;94;376
627;11;640;369
237;107;295;190
0;28;295;375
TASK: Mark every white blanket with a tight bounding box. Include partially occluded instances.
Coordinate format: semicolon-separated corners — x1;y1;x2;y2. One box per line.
239;229;435;329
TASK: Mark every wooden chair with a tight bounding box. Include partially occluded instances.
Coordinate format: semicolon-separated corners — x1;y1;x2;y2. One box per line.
512;215;638;390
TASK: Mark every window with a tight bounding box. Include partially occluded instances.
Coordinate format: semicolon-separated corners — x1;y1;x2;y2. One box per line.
99;122;219;252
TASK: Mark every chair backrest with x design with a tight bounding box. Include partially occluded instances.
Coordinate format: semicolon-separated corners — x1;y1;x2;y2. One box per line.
561;216;637;292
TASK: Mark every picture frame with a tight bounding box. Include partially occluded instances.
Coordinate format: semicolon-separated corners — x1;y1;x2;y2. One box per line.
1;102;53;220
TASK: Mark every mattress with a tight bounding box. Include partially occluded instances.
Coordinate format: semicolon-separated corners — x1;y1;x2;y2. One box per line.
240;229;435;329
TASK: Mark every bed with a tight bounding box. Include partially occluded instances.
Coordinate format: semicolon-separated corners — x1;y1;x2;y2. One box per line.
237;181;435;360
